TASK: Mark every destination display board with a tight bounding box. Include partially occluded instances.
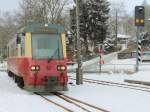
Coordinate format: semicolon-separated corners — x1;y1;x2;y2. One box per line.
34;27;57;34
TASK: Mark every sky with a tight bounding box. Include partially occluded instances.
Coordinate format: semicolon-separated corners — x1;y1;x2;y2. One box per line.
0;0;149;14
109;0;150;15
0;0;21;12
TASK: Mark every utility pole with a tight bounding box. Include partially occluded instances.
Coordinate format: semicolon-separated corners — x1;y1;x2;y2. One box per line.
115;11;118;47
76;0;83;85
99;44;102;73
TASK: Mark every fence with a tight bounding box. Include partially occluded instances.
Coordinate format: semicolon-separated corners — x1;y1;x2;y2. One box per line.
117;52;136;59
68;63;150;74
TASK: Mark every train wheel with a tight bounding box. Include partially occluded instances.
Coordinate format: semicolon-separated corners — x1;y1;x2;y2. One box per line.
17;77;24;88
8;71;13;77
14;76;19;83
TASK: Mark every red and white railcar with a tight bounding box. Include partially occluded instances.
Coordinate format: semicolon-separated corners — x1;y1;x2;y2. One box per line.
7;23;68;92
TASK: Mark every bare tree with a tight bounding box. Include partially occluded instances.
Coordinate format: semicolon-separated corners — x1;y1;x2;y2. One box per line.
122;14;136;37
109;0;126;46
45;0;68;23
18;0;69;25
0;11;18;58
17;0;36;26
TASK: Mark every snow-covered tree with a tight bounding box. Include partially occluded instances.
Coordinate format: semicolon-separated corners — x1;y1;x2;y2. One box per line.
141;32;150;49
71;0;110;55
0;12;19;58
86;0;109;43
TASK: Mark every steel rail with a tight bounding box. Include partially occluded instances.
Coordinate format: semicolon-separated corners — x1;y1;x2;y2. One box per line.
35;92;74;112
69;77;150;93
54;92;109;112
81;77;150;90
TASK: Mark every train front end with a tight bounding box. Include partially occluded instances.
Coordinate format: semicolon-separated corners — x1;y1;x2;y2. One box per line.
23;23;68;92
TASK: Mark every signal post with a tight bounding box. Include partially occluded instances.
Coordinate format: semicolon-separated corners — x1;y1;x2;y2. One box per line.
135;6;145;72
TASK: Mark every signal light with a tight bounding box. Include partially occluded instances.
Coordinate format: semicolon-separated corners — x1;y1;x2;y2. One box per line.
140;19;144;23
135;6;145;26
135;19;145;25
135;19;139;23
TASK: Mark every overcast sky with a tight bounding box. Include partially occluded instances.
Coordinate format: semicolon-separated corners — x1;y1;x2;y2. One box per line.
0;0;149;14
0;0;20;12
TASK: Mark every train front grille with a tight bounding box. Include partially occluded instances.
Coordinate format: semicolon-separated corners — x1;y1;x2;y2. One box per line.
45;76;58;85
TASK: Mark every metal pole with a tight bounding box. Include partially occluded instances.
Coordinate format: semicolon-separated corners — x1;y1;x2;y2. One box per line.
115;11;118;47
136;26;142;72
76;0;83;85
100;54;101;73
135;27;139;72
99;44;102;73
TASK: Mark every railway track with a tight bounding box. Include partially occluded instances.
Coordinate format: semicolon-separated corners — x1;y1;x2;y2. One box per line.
35;92;74;112
69;76;150;93
35;92;109;112
54;92;109;112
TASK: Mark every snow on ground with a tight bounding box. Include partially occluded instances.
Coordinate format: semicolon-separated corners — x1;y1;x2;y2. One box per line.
0;61;7;71
1;57;150;112
0;72;68;112
67;52;117;71
63;79;150;112
69;72;131;83
66;57;150;112
1;71;150;112
109;57;136;64
125;71;150;82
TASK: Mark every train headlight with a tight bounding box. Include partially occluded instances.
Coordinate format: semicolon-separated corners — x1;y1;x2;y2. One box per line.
36;66;40;71
31;65;40;71
61;66;66;71
57;65;66;71
31;66;36;71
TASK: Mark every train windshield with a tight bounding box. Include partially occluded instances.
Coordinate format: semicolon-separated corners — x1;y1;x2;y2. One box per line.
32;34;63;60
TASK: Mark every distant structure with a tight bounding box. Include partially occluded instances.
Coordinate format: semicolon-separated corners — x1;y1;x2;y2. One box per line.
117;34;131;44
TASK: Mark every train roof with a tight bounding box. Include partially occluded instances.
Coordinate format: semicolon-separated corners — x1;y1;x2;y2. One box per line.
20;22;65;34
7;22;65;46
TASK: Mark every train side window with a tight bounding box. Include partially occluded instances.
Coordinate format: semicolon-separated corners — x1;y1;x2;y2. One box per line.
16;33;25;56
16;34;21;44
21;33;25;56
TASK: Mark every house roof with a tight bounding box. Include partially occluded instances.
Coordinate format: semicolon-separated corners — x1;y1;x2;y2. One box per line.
117;34;131;39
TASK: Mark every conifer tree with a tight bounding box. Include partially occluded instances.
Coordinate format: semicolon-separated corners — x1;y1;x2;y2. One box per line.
71;0;110;55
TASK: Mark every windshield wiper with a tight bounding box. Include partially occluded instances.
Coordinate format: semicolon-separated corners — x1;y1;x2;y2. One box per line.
48;48;58;63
